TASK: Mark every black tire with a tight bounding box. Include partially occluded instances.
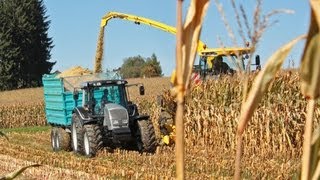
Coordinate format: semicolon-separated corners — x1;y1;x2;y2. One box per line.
57;128;72;151
71;113;83;154
135;119;157;153
51;127;59;152
82;124;103;157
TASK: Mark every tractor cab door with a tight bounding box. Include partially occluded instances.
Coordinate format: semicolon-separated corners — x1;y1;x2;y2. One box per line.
81;88;97;114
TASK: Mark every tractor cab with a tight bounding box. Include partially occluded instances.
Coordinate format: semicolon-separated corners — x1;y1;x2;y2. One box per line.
78;79;129;115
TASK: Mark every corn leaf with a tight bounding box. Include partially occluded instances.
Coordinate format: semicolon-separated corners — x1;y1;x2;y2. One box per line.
0;164;41;180
237;35;305;134
300;2;320;179
176;0;209;97
0;131;8;141
310;0;320;26
300;17;320;99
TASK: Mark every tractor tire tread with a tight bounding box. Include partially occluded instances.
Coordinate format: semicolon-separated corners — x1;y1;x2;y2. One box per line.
83;124;103;157
71;113;84;154
138;120;157;153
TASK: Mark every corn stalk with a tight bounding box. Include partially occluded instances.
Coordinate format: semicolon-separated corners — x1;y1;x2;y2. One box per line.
174;0;209;179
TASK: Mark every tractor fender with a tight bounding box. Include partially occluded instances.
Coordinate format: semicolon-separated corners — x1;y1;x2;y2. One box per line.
72;107;97;125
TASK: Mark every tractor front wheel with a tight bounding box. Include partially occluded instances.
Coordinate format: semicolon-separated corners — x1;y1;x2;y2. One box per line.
135;119;157;153
83;124;103;157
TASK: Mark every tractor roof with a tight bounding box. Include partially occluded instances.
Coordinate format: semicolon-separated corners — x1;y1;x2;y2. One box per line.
200;47;253;57
80;79;127;89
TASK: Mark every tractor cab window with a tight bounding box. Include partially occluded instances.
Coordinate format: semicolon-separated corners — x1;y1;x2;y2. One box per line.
96;85;127;108
219;55;237;71
213;55;245;73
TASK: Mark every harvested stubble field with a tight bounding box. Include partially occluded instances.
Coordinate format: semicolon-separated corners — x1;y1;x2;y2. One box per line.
0;71;318;179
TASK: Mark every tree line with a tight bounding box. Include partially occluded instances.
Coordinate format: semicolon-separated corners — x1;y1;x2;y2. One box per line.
0;0;54;91
119;53;163;78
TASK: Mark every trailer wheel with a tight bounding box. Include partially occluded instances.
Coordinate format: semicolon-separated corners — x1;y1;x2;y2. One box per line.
135;119;157;153
57;128;72;151
71;113;83;153
51;127;59;151
83;124;103;157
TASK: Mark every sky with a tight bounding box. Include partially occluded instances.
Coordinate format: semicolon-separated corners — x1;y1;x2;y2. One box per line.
43;0;310;76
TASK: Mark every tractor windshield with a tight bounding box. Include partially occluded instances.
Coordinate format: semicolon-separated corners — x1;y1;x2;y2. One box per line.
82;83;128;115
219;55;245;72
95;84;127;107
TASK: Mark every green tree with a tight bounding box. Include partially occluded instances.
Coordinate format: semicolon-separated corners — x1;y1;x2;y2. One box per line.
0;0;55;90
120;55;145;78
119;53;162;78
142;53;163;77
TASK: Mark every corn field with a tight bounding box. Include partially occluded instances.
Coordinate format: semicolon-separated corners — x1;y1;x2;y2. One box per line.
0;102;46;128
0;71;314;178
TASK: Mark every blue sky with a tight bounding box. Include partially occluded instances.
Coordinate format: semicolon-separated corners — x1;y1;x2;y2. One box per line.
43;0;310;76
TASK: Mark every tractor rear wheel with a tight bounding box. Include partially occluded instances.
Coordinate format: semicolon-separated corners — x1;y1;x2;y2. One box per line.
135;119;157;153
83;124;103;157
71;114;83;154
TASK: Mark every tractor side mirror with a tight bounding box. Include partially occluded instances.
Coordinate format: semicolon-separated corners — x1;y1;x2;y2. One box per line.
255;55;261;71
255;55;260;66
139;85;145;96
73;91;79;100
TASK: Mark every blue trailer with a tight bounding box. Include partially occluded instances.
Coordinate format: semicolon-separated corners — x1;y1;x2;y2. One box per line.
42;73;156;157
43;73;121;127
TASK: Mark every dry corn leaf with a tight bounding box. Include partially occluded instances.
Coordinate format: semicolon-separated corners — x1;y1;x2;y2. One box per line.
300;11;320;99
0;131;8;141
1;164;41;180
300;2;320;179
175;0;209;100
237;35;305;134
310;0;320;26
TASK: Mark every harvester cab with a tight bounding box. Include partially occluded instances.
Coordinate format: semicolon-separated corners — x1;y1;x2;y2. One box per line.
195;47;261;79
